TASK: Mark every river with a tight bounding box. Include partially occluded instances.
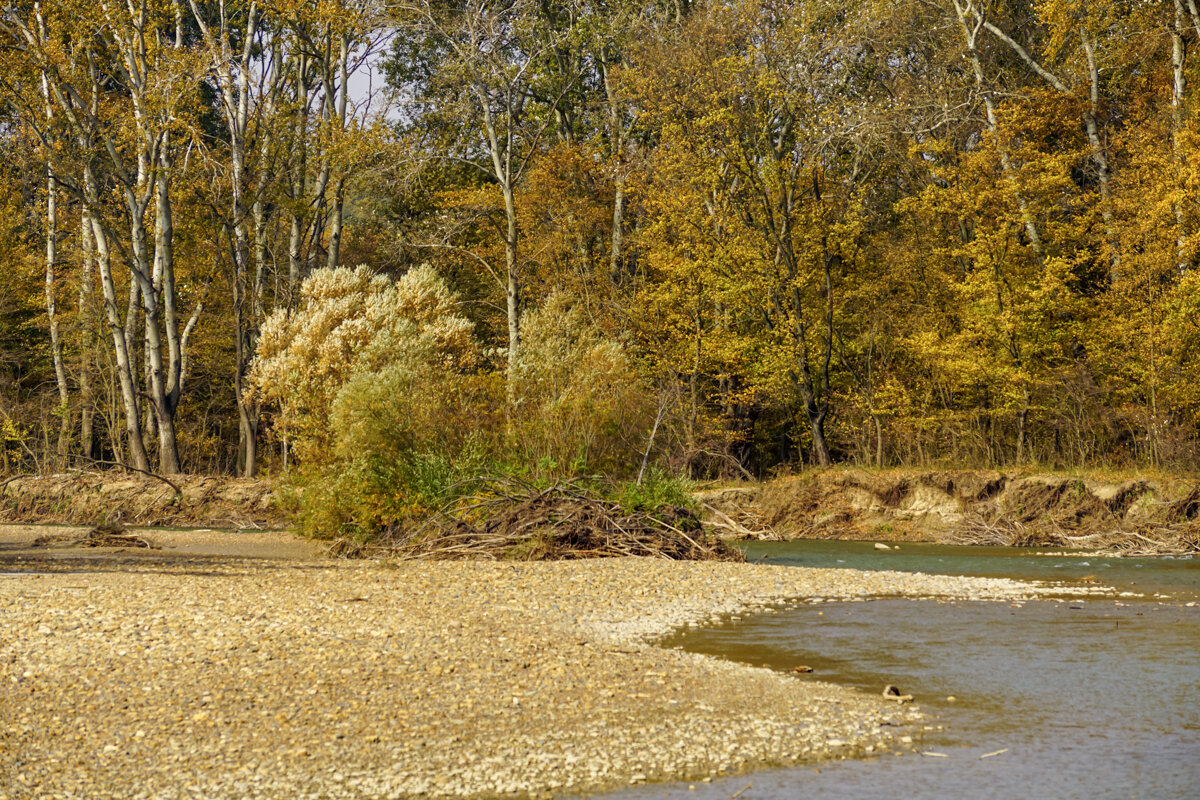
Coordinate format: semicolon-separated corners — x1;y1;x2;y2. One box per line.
604;541;1200;800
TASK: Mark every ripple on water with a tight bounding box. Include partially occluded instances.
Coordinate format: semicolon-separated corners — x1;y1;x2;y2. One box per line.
605;542;1200;800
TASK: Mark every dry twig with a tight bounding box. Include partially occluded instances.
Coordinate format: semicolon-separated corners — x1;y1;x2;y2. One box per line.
332;477;745;562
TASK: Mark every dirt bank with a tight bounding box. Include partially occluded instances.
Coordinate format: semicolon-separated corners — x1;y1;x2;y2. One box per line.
0;472;283;529
697;469;1200;548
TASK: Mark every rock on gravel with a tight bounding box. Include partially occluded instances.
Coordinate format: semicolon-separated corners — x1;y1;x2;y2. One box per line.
0;551;1073;800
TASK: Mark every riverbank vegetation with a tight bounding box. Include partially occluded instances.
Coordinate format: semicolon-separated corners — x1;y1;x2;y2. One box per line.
4;0;1200;506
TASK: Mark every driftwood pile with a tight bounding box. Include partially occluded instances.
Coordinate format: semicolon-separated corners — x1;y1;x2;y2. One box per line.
31;520;159;550
330;478;745;562
946;517;1200;557
699;500;780;541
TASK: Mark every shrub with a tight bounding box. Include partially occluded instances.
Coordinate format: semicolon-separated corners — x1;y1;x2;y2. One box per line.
250;264;476;461
509;292;653;480
609;466;697;513
251;265;496;538
254;272;676;542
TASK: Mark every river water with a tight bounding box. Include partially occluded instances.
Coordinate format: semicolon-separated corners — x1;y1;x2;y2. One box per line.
605;541;1200;800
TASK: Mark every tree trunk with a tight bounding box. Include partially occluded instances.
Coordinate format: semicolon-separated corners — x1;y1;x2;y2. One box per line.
503;182;521;383
151;159;182;474
79;207;97;461
977;12;1118;272
952;0;1045;260
810;408;831;467
1079;31;1118;274
88;207;149;471
323;34;350;271
1173;0;1189;274
873;413;884;468
238;396;258;477
325;176;346;270
610;182;625;283
1016;406;1028;464
288;56;311;302
44;160;70;464
600;50;628;285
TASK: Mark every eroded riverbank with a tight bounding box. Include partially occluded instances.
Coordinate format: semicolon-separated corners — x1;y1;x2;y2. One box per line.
0;534;1101;800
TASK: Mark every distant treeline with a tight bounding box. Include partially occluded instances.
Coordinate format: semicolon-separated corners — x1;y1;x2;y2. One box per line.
2;0;1200;477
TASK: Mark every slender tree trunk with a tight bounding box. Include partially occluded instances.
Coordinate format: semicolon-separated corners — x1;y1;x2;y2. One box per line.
288;58;311;301
39;70;71;464
288;212;306;300
1016;406;1028;464
79;207;96;460
1079;31;1118;274
503;182;521;382
325;176;346;270
323;34;350;271
232;285;257;476
87;204;149;471
610;183;625;282
790;246;835;468
873;414;884;468
125;164;182;475
600;51;628;284
152;155;182;474
976;12;1118;272
952;0;1045;260
188;0;268;475
44;161;70;464
1173;0;1189;274
689;290;702;475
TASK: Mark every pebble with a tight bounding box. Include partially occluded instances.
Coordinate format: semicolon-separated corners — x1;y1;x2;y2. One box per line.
0;547;1067;798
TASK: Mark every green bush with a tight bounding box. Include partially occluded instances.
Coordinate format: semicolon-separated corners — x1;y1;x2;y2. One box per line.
509;292;653;481
256;271;677;542
609;466;697;513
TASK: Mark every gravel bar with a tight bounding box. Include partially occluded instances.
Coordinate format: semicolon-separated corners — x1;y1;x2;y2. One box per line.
0;545;1086;800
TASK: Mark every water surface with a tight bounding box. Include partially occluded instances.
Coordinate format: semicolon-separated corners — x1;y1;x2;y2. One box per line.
606;542;1200;800
743;538;1200;600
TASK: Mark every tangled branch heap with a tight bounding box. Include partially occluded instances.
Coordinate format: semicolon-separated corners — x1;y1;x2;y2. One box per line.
947;517;1200;557
331;478;745;562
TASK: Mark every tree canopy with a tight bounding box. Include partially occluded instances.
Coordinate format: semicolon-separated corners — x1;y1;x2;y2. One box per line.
3;0;1200;477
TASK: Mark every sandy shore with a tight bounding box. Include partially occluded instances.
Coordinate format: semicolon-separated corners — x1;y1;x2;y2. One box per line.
0;529;1096;800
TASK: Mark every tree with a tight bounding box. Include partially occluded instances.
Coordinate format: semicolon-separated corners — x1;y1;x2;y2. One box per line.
388;0;578;388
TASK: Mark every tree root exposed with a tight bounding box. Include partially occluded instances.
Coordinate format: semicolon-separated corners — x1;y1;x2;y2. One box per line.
329;478;745;562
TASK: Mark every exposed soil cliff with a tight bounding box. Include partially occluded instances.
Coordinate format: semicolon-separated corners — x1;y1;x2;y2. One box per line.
0;472;283;528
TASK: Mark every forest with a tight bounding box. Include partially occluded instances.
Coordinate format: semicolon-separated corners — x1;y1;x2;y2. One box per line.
3;0;1200;499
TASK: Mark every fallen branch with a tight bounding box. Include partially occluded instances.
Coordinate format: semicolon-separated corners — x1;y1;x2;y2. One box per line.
0;473;34;491
945;515;1200;556
73;459;183;497
334;478;745;563
701;501;779;540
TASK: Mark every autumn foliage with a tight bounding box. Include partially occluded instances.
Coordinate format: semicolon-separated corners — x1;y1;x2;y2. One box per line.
5;0;1200;491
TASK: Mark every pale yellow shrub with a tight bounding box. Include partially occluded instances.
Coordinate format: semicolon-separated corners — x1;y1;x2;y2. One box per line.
250;264;475;460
